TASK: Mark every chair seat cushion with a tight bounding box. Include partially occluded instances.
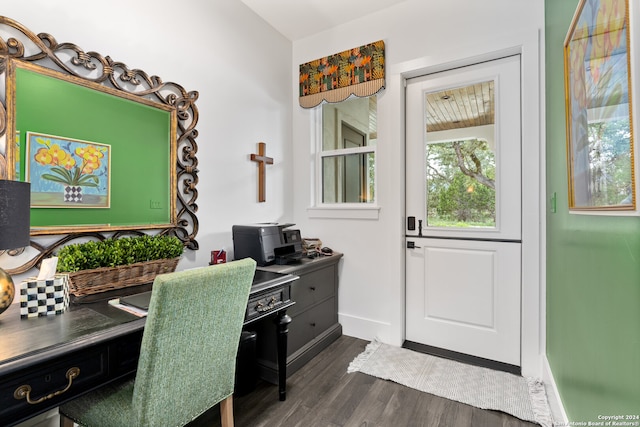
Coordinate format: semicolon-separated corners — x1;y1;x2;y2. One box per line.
60;379;136;427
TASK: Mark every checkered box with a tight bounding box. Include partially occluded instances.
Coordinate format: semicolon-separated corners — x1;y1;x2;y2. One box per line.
19;275;70;319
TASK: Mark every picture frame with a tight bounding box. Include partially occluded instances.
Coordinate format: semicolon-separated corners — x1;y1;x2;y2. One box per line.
564;0;635;210
25;131;111;209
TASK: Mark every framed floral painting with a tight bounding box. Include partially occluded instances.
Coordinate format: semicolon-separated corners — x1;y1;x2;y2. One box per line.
26;132;111;208
564;0;634;210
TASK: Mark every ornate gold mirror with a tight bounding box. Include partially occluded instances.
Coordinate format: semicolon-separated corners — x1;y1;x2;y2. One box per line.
0;16;200;274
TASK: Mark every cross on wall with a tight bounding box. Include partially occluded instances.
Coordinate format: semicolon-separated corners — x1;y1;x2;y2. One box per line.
250;142;273;203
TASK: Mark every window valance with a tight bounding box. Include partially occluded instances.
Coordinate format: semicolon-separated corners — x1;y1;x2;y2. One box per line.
299;40;385;108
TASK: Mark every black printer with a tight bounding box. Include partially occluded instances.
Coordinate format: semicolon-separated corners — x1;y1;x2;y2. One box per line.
232;223;303;266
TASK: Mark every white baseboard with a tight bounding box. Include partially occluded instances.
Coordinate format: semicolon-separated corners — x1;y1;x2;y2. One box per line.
542;355;569;426
339;313;399;345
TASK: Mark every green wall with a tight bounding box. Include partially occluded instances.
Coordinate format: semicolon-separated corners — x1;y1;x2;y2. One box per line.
545;0;640;421
15;66;173;229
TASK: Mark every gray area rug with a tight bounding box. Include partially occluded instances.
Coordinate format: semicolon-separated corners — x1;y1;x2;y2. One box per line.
348;340;553;427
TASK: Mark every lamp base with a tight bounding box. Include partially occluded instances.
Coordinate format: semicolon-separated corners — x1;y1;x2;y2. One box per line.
0;267;16;315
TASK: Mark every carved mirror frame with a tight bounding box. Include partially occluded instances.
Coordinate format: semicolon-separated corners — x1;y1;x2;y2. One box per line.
0;16;200;274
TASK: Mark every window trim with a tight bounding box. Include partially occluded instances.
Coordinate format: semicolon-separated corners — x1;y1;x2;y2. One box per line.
307;204;381;219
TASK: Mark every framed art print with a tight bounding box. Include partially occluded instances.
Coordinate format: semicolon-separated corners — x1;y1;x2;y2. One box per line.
564;0;634;210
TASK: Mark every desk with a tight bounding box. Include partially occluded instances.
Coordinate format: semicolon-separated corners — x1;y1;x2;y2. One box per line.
0;270;297;427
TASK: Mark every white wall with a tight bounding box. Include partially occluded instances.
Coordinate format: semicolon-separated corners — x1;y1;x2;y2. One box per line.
1;0;293;286
291;0;545;375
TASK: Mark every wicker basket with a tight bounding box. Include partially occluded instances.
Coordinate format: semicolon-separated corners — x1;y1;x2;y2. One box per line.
65;257;180;297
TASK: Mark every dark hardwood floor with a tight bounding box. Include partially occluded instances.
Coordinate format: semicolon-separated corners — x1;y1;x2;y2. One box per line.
191;335;539;427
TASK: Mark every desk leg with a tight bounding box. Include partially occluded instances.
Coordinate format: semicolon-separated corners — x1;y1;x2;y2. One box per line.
275;310;292;401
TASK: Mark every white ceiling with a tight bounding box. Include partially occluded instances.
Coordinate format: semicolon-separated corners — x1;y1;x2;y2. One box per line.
241;0;406;41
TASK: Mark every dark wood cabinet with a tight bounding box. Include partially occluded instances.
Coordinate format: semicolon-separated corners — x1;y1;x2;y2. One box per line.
253;253;342;384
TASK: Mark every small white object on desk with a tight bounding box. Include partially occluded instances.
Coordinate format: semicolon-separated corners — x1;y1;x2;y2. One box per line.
108;298;148;317
36;257;58;280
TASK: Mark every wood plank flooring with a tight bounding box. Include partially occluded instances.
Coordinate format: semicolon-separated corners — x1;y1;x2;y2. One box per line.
191;336;539;427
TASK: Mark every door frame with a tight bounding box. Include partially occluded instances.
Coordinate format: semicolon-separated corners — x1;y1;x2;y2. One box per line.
394;32;544;378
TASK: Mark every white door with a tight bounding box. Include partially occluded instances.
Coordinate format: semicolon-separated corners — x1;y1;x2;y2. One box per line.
405;55;522;367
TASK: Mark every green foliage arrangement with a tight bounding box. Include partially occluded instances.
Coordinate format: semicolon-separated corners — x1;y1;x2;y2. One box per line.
57;235;184;273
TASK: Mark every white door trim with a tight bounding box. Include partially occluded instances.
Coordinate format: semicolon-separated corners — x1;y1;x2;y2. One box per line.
392;29;544;378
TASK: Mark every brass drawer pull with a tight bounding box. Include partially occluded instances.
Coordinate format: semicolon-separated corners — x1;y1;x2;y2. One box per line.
255;296;279;313
13;367;80;405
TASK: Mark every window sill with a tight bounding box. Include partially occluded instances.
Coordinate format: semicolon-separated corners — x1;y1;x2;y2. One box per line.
307;205;380;220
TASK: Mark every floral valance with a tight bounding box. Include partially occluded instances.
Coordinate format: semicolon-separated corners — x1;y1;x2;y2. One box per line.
299;40;385;108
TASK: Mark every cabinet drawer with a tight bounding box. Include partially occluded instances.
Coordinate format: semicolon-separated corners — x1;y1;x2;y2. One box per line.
307;297;338;335
287;311;314;355
288;297;337;355
0;345;108;421
290;267;335;316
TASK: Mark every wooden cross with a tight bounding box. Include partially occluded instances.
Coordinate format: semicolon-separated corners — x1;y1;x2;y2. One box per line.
250;142;273;202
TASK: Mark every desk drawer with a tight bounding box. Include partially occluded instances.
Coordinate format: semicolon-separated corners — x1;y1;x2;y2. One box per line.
111;330;143;376
246;289;287;323
0;345;108;422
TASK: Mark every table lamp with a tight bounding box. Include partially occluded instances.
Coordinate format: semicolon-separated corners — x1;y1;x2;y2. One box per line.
0;179;31;316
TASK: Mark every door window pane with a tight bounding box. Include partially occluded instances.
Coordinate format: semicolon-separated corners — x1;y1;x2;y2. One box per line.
426;140;495;227
424;81;496;228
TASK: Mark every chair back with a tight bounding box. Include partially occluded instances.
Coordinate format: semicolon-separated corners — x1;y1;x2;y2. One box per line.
131;258;256;426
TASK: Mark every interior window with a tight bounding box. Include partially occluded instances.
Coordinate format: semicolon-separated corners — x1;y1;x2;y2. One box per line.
320;96;377;204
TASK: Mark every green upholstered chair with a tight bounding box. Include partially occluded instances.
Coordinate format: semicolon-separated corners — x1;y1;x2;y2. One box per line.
59;258;257;427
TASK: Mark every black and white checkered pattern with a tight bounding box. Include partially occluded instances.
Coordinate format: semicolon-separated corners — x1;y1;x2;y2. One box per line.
64;185;83;203
20;276;70;318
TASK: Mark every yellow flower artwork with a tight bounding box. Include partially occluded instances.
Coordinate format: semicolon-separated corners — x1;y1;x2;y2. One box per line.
26;132;111;208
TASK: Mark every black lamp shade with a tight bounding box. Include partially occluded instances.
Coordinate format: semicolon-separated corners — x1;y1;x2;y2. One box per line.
0;180;31;251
